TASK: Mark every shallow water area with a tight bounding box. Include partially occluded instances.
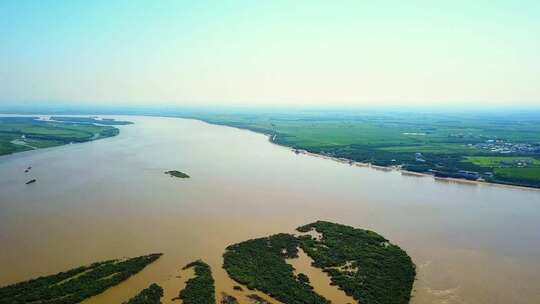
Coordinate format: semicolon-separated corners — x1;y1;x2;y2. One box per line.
0;115;539;304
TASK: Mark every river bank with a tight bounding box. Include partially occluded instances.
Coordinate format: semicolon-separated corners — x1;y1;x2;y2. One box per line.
192;118;540;192
174;112;540;190
293;146;540;192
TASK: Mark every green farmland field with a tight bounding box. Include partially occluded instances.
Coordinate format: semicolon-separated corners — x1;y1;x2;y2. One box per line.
464;156;540;167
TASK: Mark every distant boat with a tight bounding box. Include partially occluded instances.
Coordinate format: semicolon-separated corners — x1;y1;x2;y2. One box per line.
25;179;36;185
25;166;32;173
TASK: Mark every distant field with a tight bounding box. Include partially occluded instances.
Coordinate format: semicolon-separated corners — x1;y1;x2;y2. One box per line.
495;167;540;180
463;156;540;186
380;144;478;154
464;156;540;167
0;116;131;156
178;110;540;188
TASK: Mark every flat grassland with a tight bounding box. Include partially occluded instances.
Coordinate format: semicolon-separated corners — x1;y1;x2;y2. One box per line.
179;110;540;188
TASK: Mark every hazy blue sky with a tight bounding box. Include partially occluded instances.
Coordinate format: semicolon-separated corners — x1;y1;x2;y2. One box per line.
1;1;539;107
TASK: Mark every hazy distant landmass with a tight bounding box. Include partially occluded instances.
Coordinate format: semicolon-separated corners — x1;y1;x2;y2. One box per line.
49;116;133;126
0;116;132;156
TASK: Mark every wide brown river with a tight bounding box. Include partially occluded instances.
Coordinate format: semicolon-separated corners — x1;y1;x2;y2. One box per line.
1;116;539;304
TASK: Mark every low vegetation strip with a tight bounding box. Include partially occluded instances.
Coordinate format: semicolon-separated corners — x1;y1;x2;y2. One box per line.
297;221;416;304
124;283;163;304
0;253;162;304
178;260;216;304
223;233;331;304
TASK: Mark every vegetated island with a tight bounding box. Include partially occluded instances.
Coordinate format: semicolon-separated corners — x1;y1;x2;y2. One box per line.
165;170;190;178
124;283;164;304
224;233;329;304
176;111;540;188
298;221;416;304
177;260;215;304
223;221;416;304
0;253;162;304
0;116;133;157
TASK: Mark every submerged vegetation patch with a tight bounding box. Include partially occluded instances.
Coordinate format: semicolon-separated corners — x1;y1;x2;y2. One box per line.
177;260;215;304
124;283;163;304
298;221;416;304
165;170;190;179
0;253;162;304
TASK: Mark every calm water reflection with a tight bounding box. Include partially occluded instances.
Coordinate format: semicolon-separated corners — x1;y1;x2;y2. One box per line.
0;116;539;304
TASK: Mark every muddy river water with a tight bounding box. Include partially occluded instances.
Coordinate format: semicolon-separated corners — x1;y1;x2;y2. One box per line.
0;116;539;304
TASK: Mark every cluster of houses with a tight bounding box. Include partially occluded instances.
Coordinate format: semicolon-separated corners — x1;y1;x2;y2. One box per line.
501;158;535;167
474;140;540;154
428;169;482;180
457;170;480;180
415;152;425;162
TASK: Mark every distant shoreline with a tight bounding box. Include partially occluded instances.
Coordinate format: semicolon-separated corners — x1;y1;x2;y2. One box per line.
190;117;540;192
273;137;540;192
